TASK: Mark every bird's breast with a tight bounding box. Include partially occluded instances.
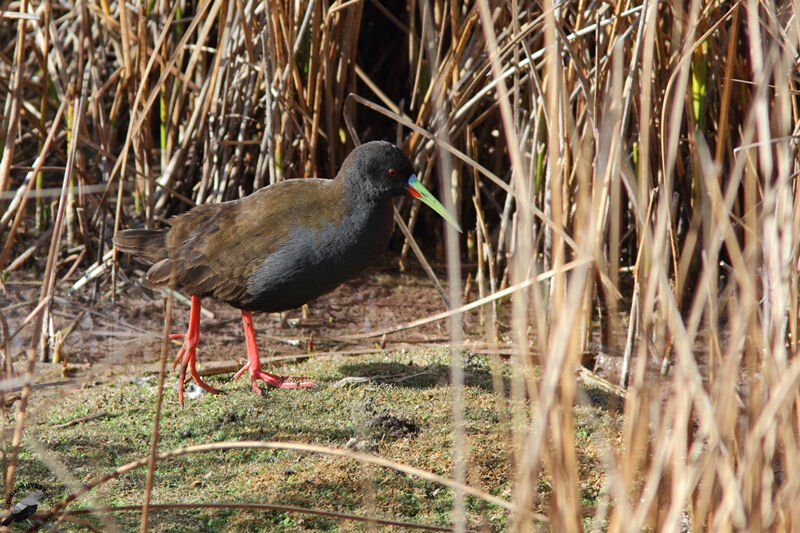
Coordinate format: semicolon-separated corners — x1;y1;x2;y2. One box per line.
243;198;394;312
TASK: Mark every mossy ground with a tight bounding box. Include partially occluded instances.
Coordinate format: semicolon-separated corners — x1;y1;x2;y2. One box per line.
13;347;620;531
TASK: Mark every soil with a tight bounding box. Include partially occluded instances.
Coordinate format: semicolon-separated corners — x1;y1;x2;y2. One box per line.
2;252;644;395
2;257;491;386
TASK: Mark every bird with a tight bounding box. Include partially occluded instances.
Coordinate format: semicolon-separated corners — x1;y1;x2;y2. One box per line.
114;141;461;404
2;489;42;526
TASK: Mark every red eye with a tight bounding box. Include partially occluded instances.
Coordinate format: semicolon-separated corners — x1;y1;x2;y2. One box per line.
388;169;397;177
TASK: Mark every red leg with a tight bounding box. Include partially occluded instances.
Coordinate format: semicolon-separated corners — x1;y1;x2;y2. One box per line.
170;295;222;405
233;311;316;393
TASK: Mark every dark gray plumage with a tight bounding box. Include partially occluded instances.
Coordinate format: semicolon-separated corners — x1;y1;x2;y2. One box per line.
2;490;42;526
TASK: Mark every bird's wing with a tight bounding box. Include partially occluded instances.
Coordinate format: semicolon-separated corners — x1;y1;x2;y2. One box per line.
156;179;344;305
114;229;168;264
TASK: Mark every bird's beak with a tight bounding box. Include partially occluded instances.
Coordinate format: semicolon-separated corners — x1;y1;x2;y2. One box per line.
407;175;462;232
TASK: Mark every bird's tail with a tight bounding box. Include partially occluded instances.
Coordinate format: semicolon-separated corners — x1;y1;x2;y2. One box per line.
113;229;168;264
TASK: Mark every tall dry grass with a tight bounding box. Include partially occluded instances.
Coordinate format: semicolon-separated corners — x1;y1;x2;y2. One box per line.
1;0;800;530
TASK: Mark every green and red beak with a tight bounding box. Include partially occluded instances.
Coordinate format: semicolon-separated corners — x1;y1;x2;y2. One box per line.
408;175;462;232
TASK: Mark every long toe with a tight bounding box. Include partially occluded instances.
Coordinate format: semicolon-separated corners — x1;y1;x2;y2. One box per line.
187;356;222;395
233;364;316;392
191;374;223;395
177;365;188;405
175;346;222;404
257;371;316;389
232;362;251;381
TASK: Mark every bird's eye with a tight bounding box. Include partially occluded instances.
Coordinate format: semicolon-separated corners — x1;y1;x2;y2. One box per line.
388;169;397;177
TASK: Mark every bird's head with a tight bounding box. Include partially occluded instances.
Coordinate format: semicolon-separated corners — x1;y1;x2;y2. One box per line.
342;141;461;232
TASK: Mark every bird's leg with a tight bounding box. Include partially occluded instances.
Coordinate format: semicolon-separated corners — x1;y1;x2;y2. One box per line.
233;310;316;392
170;295;222;404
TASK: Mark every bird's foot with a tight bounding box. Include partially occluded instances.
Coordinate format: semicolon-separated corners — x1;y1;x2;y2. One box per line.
171;332;222;405
232;361;316;394
236;310;315;393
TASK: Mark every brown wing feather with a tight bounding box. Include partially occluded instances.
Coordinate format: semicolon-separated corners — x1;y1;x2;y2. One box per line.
113;229;168;263
144;259;172;287
159;179;345;307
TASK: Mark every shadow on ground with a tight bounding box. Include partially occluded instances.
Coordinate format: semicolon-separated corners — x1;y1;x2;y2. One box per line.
336;360;497;392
